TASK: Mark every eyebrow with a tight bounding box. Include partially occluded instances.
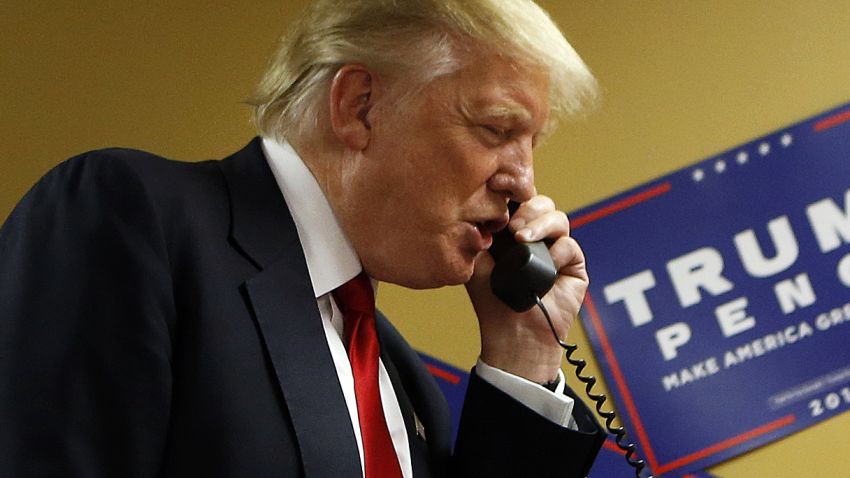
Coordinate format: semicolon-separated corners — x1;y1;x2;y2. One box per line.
477;104;533;124
480;103;556;144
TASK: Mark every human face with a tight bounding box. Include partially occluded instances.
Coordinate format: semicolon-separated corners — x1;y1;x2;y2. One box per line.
336;55;550;288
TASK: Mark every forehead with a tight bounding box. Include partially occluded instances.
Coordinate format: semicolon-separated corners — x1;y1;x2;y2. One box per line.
422;55;550;123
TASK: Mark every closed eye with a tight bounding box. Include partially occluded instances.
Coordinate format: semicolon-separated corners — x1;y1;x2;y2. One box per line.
480;125;510;141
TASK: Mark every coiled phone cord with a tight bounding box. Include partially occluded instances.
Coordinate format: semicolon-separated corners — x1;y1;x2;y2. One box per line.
534;296;652;478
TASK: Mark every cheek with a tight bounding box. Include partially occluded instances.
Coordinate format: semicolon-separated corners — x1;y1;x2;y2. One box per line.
416;161;495;212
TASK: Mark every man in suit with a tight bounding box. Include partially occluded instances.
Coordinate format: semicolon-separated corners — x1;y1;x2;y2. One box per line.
1;1;606;476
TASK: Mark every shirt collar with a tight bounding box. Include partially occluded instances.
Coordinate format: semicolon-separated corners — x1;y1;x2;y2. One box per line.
261;137;362;298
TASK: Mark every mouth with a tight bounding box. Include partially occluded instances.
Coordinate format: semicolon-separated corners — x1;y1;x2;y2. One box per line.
471;222;493;250
469;215;510;251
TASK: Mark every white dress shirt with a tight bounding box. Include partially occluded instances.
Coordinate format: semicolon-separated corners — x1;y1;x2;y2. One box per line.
261;137;576;477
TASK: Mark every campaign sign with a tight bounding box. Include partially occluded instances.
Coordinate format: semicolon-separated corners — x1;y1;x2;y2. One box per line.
570;102;850;475
419;353;716;477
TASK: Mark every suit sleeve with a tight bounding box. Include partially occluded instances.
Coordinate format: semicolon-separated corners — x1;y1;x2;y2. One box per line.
0;153;175;477
451;370;606;478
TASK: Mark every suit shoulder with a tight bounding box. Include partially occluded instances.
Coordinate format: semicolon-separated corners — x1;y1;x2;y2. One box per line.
3;147;230;243
50;147;221;189
45;147;226;207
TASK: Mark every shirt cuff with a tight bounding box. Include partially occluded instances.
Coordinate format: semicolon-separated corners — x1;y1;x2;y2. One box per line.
475;358;576;429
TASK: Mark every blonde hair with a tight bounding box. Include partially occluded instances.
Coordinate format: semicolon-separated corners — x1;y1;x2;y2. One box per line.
250;0;598;143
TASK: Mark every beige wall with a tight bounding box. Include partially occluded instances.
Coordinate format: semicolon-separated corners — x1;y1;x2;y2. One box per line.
3;2;850;476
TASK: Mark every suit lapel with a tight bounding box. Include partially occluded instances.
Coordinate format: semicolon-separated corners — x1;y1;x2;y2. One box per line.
219;138;361;477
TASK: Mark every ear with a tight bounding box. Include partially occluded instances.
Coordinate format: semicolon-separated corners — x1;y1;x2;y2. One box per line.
329;64;375;151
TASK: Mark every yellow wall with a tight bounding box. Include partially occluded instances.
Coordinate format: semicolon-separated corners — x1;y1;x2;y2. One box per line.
2;2;849;476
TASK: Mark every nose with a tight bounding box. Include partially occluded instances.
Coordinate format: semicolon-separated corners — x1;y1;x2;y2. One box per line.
486;142;535;202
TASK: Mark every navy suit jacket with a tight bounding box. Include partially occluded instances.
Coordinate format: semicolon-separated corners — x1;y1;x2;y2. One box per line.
0;138;605;477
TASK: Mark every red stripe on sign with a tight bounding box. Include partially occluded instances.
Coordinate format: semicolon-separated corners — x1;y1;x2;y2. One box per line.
571;182;672;229
583;293;659;470
814;108;850;132
602;439;624;454
426;363;461;385
654;414;796;474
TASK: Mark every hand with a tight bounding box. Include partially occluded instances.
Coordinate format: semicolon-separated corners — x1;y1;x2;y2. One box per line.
465;195;588;384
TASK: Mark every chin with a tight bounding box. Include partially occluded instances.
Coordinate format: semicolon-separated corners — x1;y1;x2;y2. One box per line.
434;270;473;287
429;256;476;287
364;241;476;289
376;257;474;289
393;267;472;290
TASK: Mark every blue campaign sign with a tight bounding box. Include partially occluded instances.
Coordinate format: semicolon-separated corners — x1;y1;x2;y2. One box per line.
570;102;850;475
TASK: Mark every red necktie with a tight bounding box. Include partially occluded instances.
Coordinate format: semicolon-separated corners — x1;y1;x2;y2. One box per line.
333;273;403;478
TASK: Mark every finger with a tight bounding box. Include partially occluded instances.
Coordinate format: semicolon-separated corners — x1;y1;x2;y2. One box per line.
515;209;569;242
548;235;588;282
509;195;555;231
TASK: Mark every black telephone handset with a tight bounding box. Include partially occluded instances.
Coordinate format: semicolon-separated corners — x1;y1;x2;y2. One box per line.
489;201;557;312
489;201;651;478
